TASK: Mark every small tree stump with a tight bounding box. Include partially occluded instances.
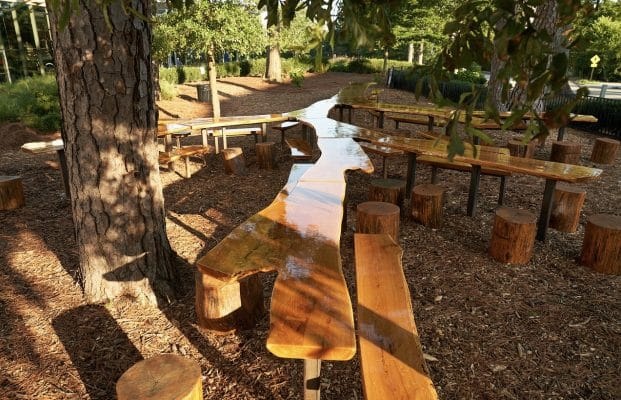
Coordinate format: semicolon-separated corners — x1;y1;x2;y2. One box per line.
195;271;264;332
489;207;537;265
410;184;445;229
550;141;582;164
590;137;620;164
580;214;621;275
356;201;400;242
221;147;247;175
507;139;535;158
116;354;202;400
549;183;586;233
256;141;278;169
0;176;24;210
368;178;406;208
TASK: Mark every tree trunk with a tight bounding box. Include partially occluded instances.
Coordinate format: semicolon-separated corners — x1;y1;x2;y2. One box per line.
407;42;414;64
417;41;424;65
47;0;181;304
208;46;221;118
382;48;388;74
266;23;282;82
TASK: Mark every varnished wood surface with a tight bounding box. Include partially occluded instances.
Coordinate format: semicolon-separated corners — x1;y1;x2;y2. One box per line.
158;114;291;136
196;138;373;360
21;138;64;154
354;234;438;400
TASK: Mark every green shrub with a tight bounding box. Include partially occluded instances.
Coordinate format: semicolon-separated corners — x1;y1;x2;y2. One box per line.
159;67;178;84
240;60;251;76
0;75;61;132
451;64;486;84
159;80;178;100
328;57;412;74
290;71;304;87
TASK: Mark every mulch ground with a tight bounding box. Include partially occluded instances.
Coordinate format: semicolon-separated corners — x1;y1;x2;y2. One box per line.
0;72;619;400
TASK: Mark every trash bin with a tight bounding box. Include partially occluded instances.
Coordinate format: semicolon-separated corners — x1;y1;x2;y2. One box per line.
197;84;210;102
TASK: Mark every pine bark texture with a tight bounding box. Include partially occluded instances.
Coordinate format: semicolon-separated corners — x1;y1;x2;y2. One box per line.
549;183;586;233
356;201;400;242
0;176;24;210
48;0;180;303
489;207;536;265
590;138;620;164
580;214;621;275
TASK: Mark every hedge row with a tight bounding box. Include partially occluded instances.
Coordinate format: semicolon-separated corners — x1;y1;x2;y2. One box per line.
0;75;61;132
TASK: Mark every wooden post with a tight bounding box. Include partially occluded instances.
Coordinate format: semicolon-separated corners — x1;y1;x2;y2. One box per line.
590;137;620;164
195;270;265;332
550;141;582;164
580;214;621;275
368;178;406;208
549;183;586;233
0;176;24;210
116;354;202;400
411;183;445;229
256;141;278;170
489;207;537;265
507;139;535;158
356;201;400;242
221;147;246;175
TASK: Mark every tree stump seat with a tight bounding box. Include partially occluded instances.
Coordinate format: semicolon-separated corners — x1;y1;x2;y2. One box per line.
256;141;279;169
580;214;621;275
410;183;445;229
158;145;211;178
354;234;438;400
549;183;586;233
489;207;537;265
590;137;620;165
356;201;400;242
506;139;536;158
359;142;404;179
0;176;25;210
221;147;247;175
550;141;582;165
116;354;202;400
368;178;406;208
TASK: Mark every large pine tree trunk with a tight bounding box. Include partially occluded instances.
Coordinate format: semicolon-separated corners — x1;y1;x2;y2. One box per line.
47;0;181;304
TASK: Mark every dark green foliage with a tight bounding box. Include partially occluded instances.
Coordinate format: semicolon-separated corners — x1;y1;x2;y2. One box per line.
240;60;252;76
0;75;61;132
160;67;205;84
176;67;186;84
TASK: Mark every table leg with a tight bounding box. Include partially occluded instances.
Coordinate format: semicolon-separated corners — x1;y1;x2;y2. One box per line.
428;116;434;132
222;128;228;150
164;134;174;169
405;153;417;198
304;359;321;400
261;122;267;142
498;176;507;205
348;107;352;124
201;129;208;147
378;111;384;129
537;179;557;242
467;165;482;217
56;149;70;199
557;126;565;141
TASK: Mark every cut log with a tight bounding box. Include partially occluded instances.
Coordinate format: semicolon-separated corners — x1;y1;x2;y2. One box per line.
590;137;620;165
506;139;535;158
550;141;582;165
580;214;621;275
549;183;586;233
356;201;400;242
116;354;202;400
489;207;537;265
221;147;247;175
195;271;264;333
0;176;24;210
410;184;445;229
368;178;406;208
256;141;278;170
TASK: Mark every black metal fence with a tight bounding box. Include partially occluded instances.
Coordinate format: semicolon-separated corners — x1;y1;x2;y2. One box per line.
390;68;621;139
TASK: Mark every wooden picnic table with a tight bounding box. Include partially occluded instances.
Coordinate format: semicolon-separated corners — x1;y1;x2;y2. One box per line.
21;138;69;197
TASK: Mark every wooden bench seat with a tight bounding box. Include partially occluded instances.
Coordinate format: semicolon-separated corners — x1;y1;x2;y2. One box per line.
273;121;301;151
158;145;211;178
355;233;438;400
359;142;404;178
285;137;315;162
388;115;448;129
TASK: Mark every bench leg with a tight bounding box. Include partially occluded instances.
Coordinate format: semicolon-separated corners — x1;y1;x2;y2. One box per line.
338;105;344;122
378;111;384;129
467;165;482;217
428;116;434;132
395;120;400;129
201;129;208;147
304;359;321;400
536;179;557;242
498;176;507;205
184;156;191;178
348;107;352;124
405;153;417;198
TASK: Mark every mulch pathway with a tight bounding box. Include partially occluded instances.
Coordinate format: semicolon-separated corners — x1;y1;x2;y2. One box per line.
0;72;619;399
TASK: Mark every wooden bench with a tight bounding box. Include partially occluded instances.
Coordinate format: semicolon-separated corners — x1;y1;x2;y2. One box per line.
359;142;404;179
355;233;438;400
272;121;300;151
388;115;448;130
158;145;211;178
285;137;315;162
207;126;263;153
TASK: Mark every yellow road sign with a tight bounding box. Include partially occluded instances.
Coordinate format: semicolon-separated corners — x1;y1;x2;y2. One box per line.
590;55;600;64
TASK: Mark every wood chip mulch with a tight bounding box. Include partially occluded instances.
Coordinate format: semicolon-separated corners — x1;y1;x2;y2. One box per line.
0;72;619;400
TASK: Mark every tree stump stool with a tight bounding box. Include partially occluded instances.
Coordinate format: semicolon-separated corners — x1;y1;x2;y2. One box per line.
507;139;535;158
195;271;264;332
549;183;586;233
221;147;247;175
579;214;621;275
410;184;445;229
368;178;406;208
550;141;582;164
356;201;400;242
590;137;620;164
256;141;278;169
116;354;202;400
0;176;24;210
489;207;537;265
